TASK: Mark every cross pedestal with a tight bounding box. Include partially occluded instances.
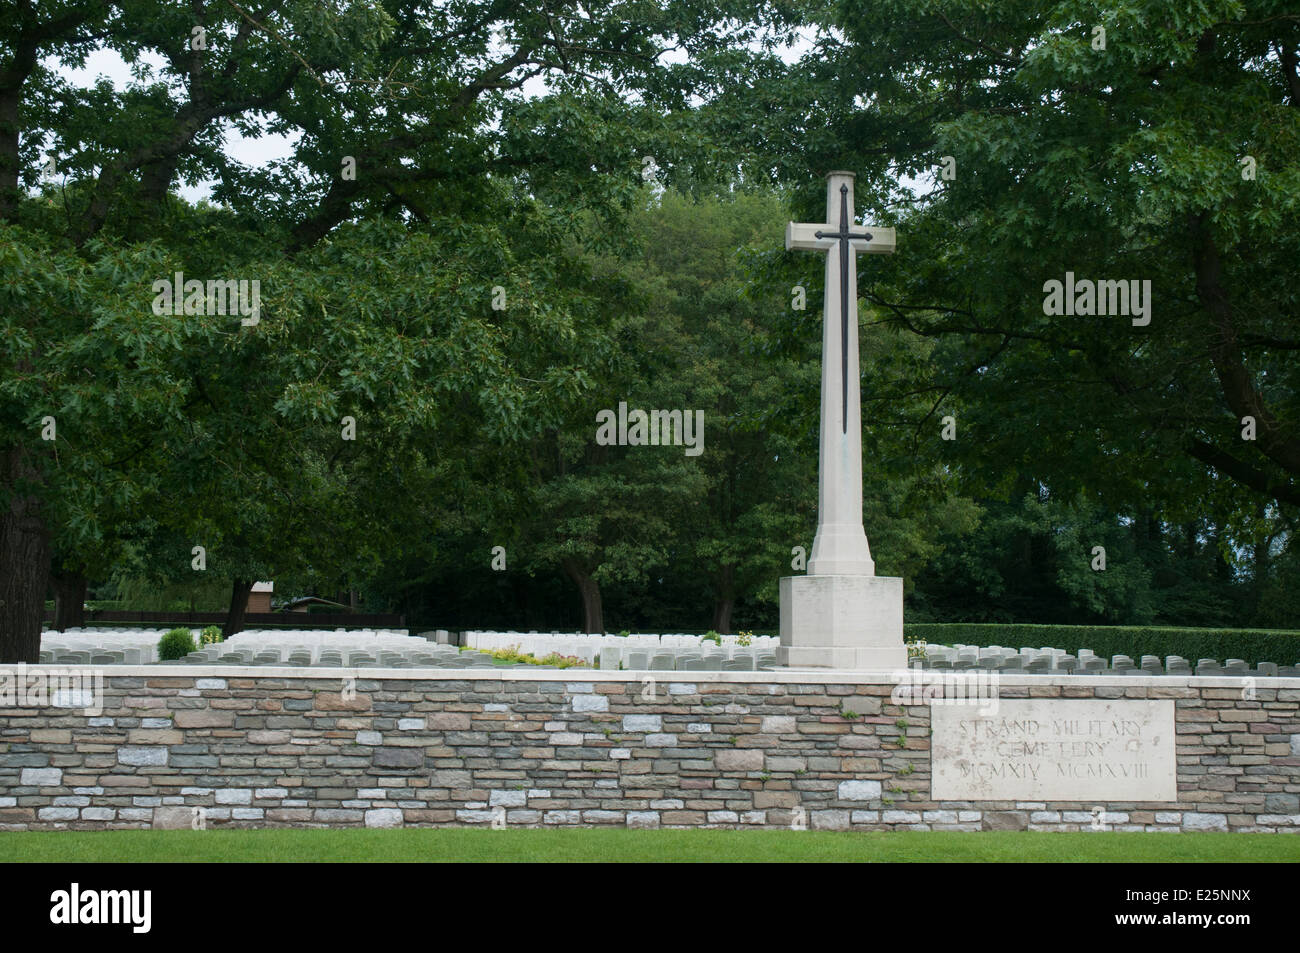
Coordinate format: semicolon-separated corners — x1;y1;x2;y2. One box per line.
778;171;907;671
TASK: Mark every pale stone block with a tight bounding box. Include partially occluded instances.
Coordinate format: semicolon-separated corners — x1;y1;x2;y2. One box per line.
883;810;922;824
21;768;62;786
761;715;797;734
365;808;403;828
811;809;850;830
151;807;194;829
622;714;662;732
117;747;167;766
38;808;78;821
837;780;881;800
716;749;764;771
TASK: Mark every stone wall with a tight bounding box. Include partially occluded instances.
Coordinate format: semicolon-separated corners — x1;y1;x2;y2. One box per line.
1;669;1298;832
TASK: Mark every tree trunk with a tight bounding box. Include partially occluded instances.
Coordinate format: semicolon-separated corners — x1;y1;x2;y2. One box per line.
223;578;254;636
0;445;50;662
711;563;736;633
51;567;87;631
1252;504;1270;591
560;558;604;634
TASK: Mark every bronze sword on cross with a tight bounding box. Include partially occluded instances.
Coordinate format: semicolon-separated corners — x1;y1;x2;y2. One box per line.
785;179;896;434
820;185;877;432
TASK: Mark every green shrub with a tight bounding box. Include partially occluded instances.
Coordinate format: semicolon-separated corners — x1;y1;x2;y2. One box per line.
199;625;223;645
537;651;586;669
904;623;1300;666
476;646;590;669
158;628;197;660
703;630;721;645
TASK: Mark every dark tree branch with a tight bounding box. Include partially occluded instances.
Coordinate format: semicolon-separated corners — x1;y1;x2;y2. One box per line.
1189;211;1300;479
1187;438;1300;507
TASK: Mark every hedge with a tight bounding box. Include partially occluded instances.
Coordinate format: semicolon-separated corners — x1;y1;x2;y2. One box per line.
903;623;1300;667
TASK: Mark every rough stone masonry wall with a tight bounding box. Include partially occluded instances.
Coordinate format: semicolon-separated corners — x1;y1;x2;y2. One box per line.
1;669;1298;833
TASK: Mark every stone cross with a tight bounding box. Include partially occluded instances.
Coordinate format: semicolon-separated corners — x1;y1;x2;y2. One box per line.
785;171;895;576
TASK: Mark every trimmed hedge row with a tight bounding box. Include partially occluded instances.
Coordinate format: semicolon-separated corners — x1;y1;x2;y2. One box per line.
903;623;1300;667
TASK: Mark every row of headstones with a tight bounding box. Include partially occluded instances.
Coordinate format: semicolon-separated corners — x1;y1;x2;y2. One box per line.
41;645;564;669
40;627;166;663
40;635;772;671
919;644;1299;677
39;626;413;664
596;646;777;671
463;630;781;665
170;642;503;668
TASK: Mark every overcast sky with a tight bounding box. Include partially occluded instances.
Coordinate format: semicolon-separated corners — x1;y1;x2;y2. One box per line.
42;27;935;211
45;25;826;202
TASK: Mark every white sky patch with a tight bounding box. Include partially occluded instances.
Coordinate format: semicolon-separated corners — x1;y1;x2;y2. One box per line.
43;22;905;205
45;47;297;202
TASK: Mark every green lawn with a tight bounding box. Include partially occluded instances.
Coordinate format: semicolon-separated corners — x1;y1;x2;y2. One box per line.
2;829;1297;862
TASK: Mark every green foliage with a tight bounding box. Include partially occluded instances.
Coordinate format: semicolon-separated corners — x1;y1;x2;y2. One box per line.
200;626;223;646
475;646;589;669
906;623;1300;667
5;0;1299;654
157;628;196;661
111;575;231;613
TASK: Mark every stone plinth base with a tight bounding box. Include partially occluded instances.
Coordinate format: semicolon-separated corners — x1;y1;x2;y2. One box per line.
778;574;906;671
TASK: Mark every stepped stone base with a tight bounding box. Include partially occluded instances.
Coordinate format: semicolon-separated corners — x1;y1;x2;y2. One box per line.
778;574;907;671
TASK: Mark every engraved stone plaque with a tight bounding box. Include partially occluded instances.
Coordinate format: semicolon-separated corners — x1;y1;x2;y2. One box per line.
931;699;1177;801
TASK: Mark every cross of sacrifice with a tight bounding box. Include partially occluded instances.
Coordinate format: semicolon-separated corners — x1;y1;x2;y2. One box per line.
785;171;895;576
